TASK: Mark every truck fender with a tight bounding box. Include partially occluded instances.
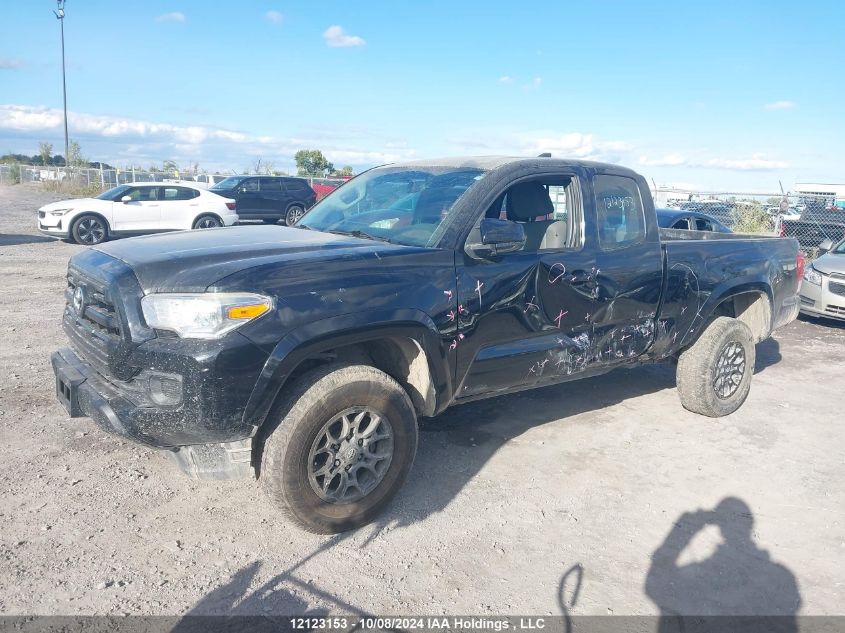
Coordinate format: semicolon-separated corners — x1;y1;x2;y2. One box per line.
241;308;451;433
688;280;774;345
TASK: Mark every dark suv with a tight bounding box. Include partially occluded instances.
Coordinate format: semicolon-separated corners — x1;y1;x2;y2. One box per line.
210;176;317;226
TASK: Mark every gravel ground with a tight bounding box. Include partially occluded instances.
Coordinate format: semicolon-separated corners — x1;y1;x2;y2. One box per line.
1;183;843;617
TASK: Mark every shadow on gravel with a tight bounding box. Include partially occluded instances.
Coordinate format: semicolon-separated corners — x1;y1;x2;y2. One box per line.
644;497;801;632
0;233;58;246
174;534;370;622
388;364;677;527
798;312;845;330
754;337;781;374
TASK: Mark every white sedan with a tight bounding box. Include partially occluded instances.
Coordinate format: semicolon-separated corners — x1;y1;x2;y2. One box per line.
37;183;239;245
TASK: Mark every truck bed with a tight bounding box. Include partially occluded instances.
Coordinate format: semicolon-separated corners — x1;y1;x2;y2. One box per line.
650;231;801;359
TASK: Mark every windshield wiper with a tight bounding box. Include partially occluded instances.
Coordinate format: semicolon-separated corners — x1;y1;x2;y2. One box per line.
327;229;394;244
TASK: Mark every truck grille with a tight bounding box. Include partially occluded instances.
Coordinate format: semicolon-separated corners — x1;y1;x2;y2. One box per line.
64;269;123;375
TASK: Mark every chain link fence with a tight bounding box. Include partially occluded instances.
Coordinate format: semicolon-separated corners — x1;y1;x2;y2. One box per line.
653;189;845;258
0;164;349;199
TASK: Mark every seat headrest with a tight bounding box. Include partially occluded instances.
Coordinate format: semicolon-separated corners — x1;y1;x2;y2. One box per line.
506;182;554;221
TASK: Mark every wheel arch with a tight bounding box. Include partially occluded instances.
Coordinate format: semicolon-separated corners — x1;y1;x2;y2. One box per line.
699;282;774;344
69;211;111;240
192;212;224;228
243;312;450;436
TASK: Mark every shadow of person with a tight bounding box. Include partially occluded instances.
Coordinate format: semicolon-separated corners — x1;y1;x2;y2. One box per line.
645;498;801;633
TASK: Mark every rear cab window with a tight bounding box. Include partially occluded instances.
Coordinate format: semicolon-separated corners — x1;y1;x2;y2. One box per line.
593;174;646;249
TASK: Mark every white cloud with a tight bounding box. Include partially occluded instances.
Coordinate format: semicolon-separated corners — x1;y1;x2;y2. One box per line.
0;57;24;70
521;132;630;160
498;75;513;83
265;10;283;24
764;100;795;110
0;104;415;169
703;154;788;170
323;25;366;48
155;12;186;23
639;154;688;167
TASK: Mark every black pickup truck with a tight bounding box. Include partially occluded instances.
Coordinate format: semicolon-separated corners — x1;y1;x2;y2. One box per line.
52;157;802;533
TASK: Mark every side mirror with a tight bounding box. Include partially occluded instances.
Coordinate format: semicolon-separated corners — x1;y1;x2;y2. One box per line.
464;218;526;260
120;195;132;203
818;238;833;254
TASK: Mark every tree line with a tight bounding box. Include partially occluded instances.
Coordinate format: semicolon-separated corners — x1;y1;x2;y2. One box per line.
2;142;355;178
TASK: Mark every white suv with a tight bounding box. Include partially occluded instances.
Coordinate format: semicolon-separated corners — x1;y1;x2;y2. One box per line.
37;183;239;245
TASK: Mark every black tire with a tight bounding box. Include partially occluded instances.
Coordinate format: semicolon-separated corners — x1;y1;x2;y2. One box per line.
285;204;306;226
192;214;222;230
259;363;418;533
676;316;755;417
70;214;108;245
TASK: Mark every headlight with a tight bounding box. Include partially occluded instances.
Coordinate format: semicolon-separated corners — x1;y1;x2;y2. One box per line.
47;208;73;216
803;265;822;286
141;293;272;339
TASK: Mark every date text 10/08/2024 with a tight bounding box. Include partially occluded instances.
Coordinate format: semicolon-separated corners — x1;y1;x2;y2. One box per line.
288;617;549;630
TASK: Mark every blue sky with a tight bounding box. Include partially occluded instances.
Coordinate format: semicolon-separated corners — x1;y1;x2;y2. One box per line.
1;0;843;191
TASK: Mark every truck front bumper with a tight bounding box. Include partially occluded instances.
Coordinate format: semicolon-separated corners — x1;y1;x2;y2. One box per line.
51;348;254;480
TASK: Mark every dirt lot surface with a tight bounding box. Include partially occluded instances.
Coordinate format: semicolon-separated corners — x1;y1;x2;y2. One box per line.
1;183;843;617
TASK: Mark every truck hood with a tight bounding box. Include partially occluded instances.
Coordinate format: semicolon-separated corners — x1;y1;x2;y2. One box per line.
93;225;405;293
811;251;845;275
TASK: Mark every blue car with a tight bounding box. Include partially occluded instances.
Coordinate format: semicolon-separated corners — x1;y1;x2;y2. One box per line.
657;208;732;233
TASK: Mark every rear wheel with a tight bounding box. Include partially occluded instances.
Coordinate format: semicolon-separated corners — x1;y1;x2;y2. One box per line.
192;214;222;229
676;316;755;417
70;214;108;245
259;363;418;533
285;204;306;226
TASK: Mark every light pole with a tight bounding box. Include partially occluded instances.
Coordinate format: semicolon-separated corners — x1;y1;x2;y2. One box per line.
54;0;69;169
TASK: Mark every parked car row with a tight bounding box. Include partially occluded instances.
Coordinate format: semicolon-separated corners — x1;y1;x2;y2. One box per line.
37;176;320;245
210;176;317;226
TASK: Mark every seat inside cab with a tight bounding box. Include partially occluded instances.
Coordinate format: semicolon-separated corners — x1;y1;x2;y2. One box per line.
485;179;575;251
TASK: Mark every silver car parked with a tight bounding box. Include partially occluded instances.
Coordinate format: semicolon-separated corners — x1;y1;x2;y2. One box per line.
800;238;845;321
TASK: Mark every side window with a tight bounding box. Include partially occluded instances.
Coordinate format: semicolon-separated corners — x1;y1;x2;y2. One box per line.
695;218;713;231
284;179;308;193
162;187;179;200
594;174;646;249
672;218;691;230
259;177;282;192
125;187;159;201
175;187;198;200
480;176;583;251
196;175;208;184
242;179;259;192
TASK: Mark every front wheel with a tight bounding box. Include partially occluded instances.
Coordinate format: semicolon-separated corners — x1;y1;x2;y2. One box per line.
285;204;306;226
70;214;108;245
192;214;222;229
676;316;755;417
259;363;418;533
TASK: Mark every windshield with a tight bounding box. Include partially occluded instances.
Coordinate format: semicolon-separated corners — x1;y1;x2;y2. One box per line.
211;176;246;189
96;185;131;200
298;166;487;246
834;239;845;254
